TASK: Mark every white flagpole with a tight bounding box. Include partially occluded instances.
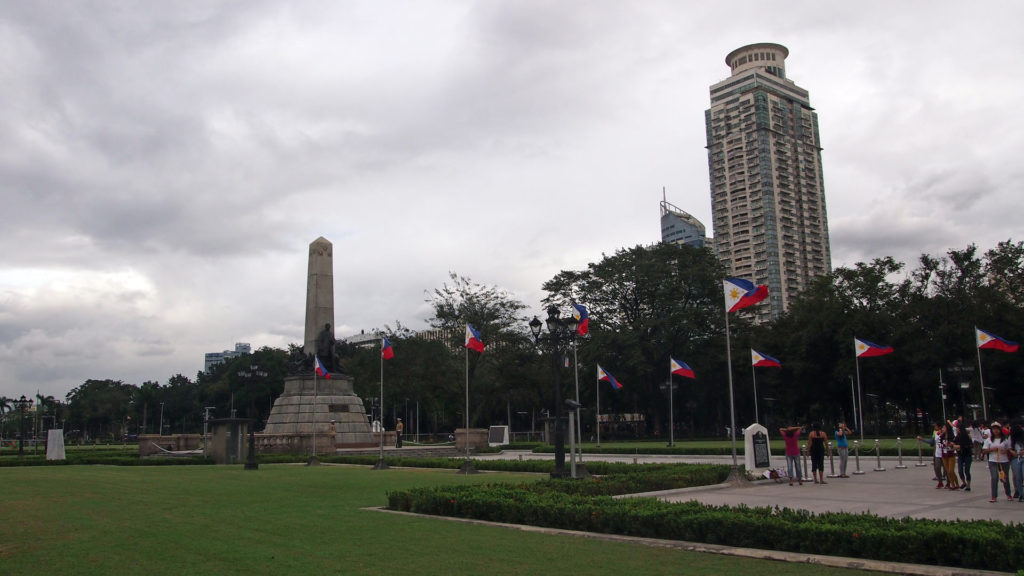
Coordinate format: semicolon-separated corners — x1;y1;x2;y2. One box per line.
976;327;988;421
465;347;470;461
595;366;601;448
573;343;583;460
312;367;318;459
668;360;675;447
751;360;759;424
379;338;385;462
855;354;864;444
724;310;738;468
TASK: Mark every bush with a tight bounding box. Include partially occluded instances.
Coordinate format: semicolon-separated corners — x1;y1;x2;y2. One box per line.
386;465;1024;572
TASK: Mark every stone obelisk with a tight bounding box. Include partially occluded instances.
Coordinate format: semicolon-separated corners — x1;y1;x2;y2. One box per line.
304;237;334;356
262;237;375;451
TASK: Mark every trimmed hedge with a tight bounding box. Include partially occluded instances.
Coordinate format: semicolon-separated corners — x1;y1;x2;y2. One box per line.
387;467;1024;572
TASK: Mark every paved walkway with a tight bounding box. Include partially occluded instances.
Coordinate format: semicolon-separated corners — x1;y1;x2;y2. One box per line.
478;450;1024;524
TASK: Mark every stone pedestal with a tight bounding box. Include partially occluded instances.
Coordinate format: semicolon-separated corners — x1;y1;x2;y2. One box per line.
262;374;374;450
207;419;250;464
454;428;489;452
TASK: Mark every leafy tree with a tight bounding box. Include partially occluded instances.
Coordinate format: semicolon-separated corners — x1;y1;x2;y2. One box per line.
425;272;533;430
543;243;727;438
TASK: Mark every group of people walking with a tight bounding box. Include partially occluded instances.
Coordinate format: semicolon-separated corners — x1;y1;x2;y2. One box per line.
919;418;1024;503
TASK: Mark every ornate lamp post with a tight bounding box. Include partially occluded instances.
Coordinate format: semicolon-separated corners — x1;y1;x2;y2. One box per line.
237;364;268;470
13;395;33;457
529;306;579;479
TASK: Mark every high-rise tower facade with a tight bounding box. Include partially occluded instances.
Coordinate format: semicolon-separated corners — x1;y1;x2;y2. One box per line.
706;43;831;321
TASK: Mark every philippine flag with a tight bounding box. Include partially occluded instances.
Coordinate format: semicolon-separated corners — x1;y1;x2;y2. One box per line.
572;303;590;336
465;323;485;352
381;337;394;360
751;349;781;368
314;355;331;379
724;278;769;313
670;358;696;379
976;328;1019;353
597;365;623;390
855;338;894;358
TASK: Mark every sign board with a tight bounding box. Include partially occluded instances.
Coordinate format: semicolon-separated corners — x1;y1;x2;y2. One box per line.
743;423;771;474
488;425;509;447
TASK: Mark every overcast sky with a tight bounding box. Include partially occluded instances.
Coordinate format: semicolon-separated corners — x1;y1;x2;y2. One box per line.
2;2;1023;401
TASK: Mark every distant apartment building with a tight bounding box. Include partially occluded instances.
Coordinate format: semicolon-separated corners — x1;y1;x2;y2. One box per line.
660;196;708;249
706;43;832;321
204;342;251;373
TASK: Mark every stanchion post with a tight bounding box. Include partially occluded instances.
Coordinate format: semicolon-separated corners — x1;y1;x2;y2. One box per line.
827;440;838;478
895;437;907;469
852;439;865;475
873;438;886;471
801;443;812;481
914;437;928;467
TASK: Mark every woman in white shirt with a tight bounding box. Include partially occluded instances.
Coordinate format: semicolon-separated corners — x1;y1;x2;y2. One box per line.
981;422;1012;503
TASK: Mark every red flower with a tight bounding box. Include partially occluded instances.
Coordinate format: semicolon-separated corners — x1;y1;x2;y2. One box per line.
853;532;859;539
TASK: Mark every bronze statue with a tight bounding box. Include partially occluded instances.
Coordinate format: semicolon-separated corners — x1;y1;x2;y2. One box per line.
316;323;339;373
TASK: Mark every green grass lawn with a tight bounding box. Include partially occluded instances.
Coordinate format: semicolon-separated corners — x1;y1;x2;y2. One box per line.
0;464;883;575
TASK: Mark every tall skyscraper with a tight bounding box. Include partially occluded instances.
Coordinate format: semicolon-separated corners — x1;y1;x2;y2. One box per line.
706;43;831;321
660;190;707;249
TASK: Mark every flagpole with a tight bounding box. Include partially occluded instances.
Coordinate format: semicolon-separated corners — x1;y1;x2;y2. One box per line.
595;367;601;448
573;343;583;460
312;368;318;460
976;328;988;421
375;337;386;469
668;361;675;447
724;309;738;469
751;362;759;424
849;375;856;433
855;355;864;445
465;347;470;461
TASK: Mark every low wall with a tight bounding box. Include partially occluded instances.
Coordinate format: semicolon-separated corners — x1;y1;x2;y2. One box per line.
138;434;202;457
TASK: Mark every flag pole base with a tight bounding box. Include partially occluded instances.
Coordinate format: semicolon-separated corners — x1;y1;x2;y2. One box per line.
372;457;389;470
456;459;479;475
306;456;321;466
725;465;748;486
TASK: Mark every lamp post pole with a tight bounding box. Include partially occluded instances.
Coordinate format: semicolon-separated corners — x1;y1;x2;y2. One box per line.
529;306;579;479
13;396;33;457
237;364;267;471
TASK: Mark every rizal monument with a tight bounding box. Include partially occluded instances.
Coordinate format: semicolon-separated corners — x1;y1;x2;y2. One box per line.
260;237;375;453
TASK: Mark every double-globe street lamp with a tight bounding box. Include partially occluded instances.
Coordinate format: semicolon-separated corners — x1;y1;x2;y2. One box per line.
13;395;34;457
236;364;268;471
529;306;579;479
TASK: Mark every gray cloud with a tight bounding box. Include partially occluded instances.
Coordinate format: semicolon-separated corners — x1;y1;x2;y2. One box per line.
2;1;1023;399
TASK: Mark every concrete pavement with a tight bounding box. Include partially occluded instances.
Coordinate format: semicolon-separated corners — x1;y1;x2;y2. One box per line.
480;450;1024;524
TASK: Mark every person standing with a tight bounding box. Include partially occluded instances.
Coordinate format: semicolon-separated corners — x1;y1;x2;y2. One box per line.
953;418;974;491
835;422;853;478
1009;421;1024;502
808;423;829;484
941;422;959;490
780;425;803;486
981;421;1011;503
395;418;404;448
917;422;945;488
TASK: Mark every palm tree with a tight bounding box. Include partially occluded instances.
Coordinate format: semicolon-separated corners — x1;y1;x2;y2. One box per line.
0;396;11;439
36;394;55;433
